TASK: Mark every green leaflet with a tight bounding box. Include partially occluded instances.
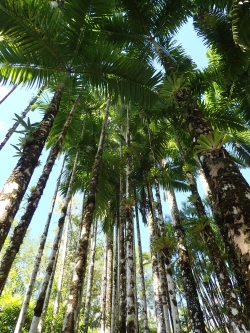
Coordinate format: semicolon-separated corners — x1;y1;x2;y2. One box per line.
195;129;231;154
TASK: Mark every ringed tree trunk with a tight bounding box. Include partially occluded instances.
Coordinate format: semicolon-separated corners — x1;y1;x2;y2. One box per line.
134;191;149;333
29;146;80;333
105;229;114;333
175;88;250;288
0;95;80;293
111;224;119;333
13;157;65;333
118;124;126;333
62;98;110;333
0;82;65;250
124;104;136;333
0;86;45;151
99;235;108;333
83;219;98;333
154;181;181;333
167;186;206;333
53;207;70;317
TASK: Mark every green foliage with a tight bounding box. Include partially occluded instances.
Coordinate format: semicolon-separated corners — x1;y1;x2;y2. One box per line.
195;129;231;154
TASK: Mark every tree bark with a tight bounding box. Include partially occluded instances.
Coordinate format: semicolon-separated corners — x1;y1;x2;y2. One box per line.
0;86;44;151
134;193;149;333
0;84;18;105
0;82;65;250
99;235;108;333
167;187;206;333
0;95;79;293
29;145;79;333
105;230;114;333
111;224;119;333
13;157;65;333
125;104;136;333
83;219;98;333
62;98;110;333
176;88;250;288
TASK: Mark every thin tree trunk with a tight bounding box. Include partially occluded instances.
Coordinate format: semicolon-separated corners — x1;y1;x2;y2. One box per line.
125;104;136;333
53;206;71;316
13;157;65;333
83;219;98;333
105;230;114;333
118;124;126;333
147;199;167;333
37;248;60;333
100;236;108;333
29;146;80;333
167;187;206;333
0;95;79;293
62;98;110;333
0;84;18;105
154;181;181;333
134;193;149;333
0;82;65;250
0;86;44;151
111;224;119;333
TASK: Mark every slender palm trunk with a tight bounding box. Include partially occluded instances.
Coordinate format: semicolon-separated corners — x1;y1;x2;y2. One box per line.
53;209;70;316
125;105;136;333
99;236;108;333
62;98;110;333
0;95;79;292
29;146;79;333
0;86;44;151
83;219;98;333
134;194;149;333
13;158;65;333
147;199;167;333
154;182;181;333
0;82;65;250
118;125;126;333
37;248;60;333
105;230;114;333
167;187;206;333
111;224;119;333
0;84;18;105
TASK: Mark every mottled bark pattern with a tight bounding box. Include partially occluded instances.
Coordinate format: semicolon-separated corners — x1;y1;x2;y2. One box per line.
0;83;64;250
105;232;113;333
0;95;78;293
62;99;110;333
176;88;250;290
167;188;206;333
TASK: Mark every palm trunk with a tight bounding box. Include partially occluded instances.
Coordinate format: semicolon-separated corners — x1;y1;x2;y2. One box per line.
176;88;250;287
147;199;167;333
29;146;79;333
167;186;206;333
134;194;149;333
111;224;119;333
154;182;181;333
13;157;65;333
199;169;250;321
37;248;60;333
118;124;126;333
125;104;136;333
62;98;110;333
83;219;98;333
0;84;18;105
105;230;114;333
53;207;70;316
99;236;108;333
0;95;79;292
0;82;65;250
0;86;44;151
